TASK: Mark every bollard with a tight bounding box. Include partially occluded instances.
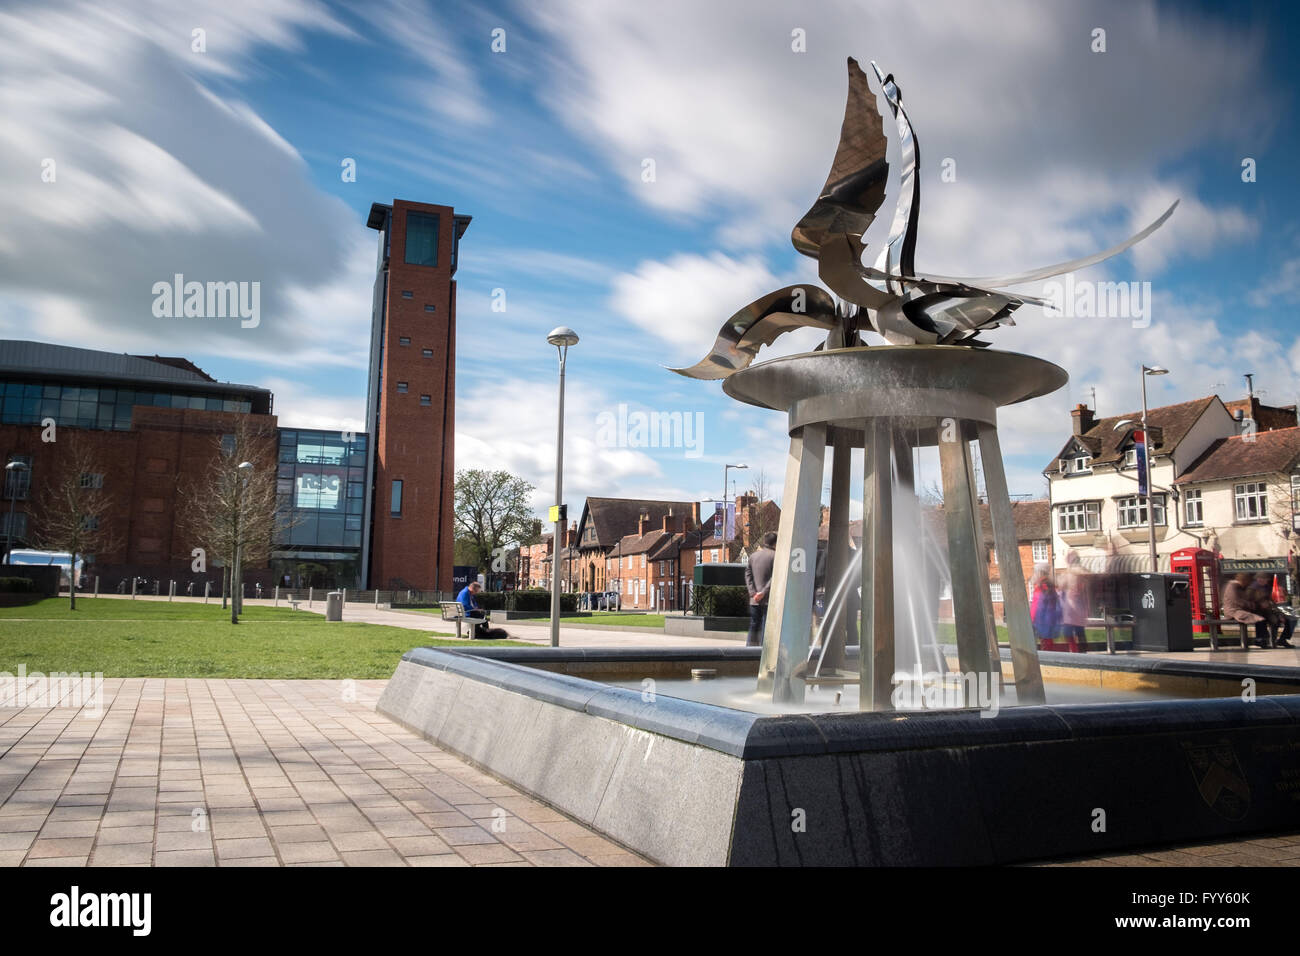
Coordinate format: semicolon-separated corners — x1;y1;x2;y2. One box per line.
94;575;100;598
341;588;347;607
375;589;380;607
204;580;210;604
407;589;412;604
274;585;280;607
168;580;174;602
131;577;137;600
308;586;313;608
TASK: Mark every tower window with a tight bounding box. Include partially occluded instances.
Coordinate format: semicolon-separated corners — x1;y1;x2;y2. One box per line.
420;394;432;406
390;480;402;516
424;304;436;313
400;290;413;299
404;212;439;267
422;348;433;358
398;336;410;346
396;382;408;393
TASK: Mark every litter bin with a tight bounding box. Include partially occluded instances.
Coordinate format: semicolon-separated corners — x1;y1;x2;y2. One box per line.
325;591;343;622
1128;573;1192;651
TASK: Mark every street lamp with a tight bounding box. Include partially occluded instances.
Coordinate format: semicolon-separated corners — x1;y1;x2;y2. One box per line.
1117;365;1168;573
231;460;253;624
547;326;579;647
723;463;748;559
4;460;29;564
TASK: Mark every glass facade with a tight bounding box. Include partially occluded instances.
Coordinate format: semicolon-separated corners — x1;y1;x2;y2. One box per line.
0;380;253;431
272;428;369;589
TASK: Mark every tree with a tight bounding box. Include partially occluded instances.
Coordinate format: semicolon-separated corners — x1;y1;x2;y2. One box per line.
453;469;536;572
34;435;120;610
738;469;780;558
182;417;282;623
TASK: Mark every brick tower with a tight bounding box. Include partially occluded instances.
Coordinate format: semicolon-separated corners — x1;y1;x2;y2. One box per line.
363;199;470;591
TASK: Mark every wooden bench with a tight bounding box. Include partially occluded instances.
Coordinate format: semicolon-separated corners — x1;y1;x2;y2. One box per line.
1194;618;1260;651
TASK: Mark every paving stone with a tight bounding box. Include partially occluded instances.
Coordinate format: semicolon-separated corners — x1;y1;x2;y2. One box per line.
341;849;405;866
90;843;153;866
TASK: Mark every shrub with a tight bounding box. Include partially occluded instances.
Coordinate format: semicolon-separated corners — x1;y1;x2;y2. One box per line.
0;576;38;593
507;589;577;613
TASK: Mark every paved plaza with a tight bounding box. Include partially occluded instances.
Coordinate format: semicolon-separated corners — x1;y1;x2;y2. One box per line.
4;596;1300;867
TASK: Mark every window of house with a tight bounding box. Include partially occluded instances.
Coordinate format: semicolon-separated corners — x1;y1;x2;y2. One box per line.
989;582;1004;603
420;395;432;406
710;549;719;562
990;548;998;565
1032;540;1049;562
1235;481;1268;522
1061;453;1092;475
80;515;99;531
1184;488;1203;527
1292;475;1300;531
221;434;236;457
1117;494;1166;528
396;382;408;393
79;473;103;489
404;211;439;267
390;480;403;516
1057;501;1100;533
1122;447;1138;468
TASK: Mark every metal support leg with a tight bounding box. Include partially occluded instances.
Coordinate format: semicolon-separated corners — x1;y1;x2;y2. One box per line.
939;430;993;704
819;428;852;674
860;418;895;711
977;422;1045;705
759;423;826;702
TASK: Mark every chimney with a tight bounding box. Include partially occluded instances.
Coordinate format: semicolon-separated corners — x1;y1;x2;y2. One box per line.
662;514;674;533
1071;403;1095;435
638;512;650;536
690;501;700;528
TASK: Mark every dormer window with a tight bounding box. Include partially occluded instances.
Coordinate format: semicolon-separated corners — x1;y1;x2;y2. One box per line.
1061;452;1092;475
1122;447;1138;468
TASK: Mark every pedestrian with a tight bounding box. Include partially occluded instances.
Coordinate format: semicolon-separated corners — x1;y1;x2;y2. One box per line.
455;580;492;638
1031;571;1062;651
1222;572;1270;648
744;532;777;647
1247;573;1294;648
1058;551;1089;653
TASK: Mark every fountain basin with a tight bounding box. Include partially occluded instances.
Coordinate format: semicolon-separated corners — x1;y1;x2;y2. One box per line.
378;646;1300;866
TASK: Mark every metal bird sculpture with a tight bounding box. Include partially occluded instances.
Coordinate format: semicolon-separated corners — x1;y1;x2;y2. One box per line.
671;57;1178;380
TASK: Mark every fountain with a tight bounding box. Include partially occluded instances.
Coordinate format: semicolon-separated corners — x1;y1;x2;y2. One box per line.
379;59;1300;867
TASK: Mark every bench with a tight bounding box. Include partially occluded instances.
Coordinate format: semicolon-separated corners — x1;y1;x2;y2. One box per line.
1194;618;1260;651
1084;607;1135;654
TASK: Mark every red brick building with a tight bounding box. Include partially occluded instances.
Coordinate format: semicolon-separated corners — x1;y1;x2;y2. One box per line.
364;199;471;592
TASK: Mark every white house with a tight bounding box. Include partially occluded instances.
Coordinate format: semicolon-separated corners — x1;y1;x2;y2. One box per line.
1044;395;1298;573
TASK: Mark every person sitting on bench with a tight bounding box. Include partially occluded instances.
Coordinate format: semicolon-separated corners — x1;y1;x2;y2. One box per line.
455;581;492;638
1223;572;1270;648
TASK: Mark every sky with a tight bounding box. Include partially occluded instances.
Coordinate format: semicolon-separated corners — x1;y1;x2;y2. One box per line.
2;0;1298;522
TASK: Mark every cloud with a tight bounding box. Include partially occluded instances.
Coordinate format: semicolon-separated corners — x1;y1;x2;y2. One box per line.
0;1;362;368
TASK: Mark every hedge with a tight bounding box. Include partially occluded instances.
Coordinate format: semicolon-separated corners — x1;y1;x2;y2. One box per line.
690;584;748;617
0;576;38;593
475;589;578;613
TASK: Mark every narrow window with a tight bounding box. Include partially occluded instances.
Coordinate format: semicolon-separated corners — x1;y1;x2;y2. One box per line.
391;480;403;516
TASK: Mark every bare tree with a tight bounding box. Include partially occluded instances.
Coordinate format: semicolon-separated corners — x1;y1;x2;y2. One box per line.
181;417;282;623
33;435;121;610
738;468;780;558
453;469;536;573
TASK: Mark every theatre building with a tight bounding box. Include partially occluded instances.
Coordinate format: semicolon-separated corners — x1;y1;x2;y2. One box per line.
0;190;469;593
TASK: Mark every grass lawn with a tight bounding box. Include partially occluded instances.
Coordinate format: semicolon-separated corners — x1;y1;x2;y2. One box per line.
0;598;525;679
935;621;1109;647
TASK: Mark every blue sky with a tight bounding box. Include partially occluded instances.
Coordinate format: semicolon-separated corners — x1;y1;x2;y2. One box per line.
2;0;1298;521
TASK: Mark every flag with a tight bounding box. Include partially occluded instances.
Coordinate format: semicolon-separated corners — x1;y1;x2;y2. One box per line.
1134;429;1148;497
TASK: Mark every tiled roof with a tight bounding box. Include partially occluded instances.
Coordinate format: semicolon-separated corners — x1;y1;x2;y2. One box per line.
1045;396;1218;474
577;497;696;549
1175;426;1300;484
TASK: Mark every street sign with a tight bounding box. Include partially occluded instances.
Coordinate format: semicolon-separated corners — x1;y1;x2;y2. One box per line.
548;504;567;523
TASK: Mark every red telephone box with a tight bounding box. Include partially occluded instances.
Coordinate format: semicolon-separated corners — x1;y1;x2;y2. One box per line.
1170;547;1220;632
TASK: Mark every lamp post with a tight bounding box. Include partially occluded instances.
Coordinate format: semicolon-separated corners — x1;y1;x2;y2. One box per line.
1135;365;1168;573
231;460;253;624
4;460;29;564
547;326;579;647
723;463;748;559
